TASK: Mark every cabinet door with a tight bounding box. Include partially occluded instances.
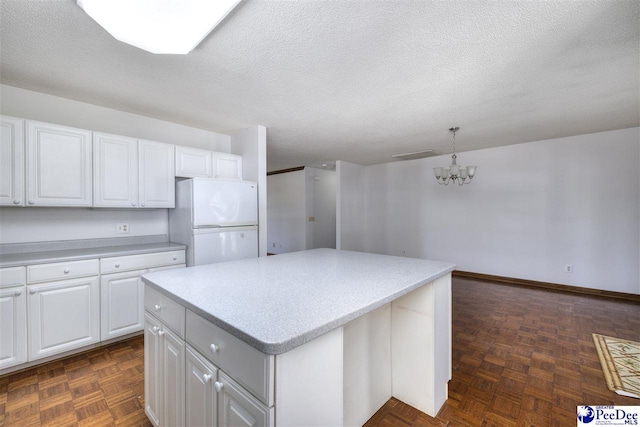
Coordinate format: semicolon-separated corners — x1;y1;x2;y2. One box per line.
0;286;27;370
139;139;175;208
175;146;213;178
26;121;92;206
162;326;185;427
218;371;273;427
213;152;243;181
27;276;100;360
100;270;145;341
94;132;138;208
186;346;218;427
0;116;25;206
144;313;162;427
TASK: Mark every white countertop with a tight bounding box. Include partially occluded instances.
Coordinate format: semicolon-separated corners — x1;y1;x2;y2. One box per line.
142;248;455;355
0;241;186;268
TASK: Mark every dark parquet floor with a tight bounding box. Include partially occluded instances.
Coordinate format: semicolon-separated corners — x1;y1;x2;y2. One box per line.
366;277;640;426
1;277;639;426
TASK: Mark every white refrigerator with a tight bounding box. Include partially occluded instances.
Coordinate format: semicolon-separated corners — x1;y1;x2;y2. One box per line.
169;178;258;266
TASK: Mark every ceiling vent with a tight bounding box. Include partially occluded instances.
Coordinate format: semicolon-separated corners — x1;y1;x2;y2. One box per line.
391;149;436;161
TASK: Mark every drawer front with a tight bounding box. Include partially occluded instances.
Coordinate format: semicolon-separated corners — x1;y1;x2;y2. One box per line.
0;266;26;288
144;285;185;338
186;310;274;406
101;250;185;274
27;259;99;284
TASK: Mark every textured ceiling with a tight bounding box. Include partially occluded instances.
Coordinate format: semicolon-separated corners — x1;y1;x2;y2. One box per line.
1;0;638;172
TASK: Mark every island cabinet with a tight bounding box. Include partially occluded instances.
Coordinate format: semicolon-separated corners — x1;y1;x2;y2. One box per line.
144;285;186;427
141;249;455;427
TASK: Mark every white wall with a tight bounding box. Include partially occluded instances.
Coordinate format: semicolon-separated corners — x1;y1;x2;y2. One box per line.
0;207;167;244
339;128;640;295
267;167;336;254
267;171;306;254
231;126;268;256
336;161;368;251
305;168;336;250
0;84;230;151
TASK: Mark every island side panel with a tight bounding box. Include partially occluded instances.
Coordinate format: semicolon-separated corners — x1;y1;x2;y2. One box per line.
274;326;344;426
343;303;392;426
390;273;452;416
435;273;452;402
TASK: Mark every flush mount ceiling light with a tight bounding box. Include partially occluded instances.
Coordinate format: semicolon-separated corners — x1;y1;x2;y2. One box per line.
433;127;477;186
77;0;241;54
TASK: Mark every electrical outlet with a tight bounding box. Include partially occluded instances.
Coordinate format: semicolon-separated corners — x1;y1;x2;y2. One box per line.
565;264;573;273
116;223;129;234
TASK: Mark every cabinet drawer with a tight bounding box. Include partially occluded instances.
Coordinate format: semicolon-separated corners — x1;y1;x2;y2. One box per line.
144;285;185;338
186;310;274;406
0;266;26;288
101;250;185;274
27;259;99;284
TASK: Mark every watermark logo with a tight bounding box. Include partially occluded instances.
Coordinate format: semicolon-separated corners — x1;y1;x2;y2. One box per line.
577;406;595;423
577;406;640;426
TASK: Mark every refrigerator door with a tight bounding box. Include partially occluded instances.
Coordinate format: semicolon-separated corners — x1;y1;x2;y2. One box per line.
192;227;258;266
192;179;258;227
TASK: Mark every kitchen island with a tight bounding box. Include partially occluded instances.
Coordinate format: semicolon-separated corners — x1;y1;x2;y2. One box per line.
141;248;455;427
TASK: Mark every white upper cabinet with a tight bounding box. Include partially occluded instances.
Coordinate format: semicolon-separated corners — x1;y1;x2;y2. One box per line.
93;132;139;208
175;146;213;178
213;152;243;181
139;140;175;208
0;116;25;206
26;121;92;207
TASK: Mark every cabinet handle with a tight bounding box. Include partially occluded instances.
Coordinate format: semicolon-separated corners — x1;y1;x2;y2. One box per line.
29;289;36;295
152;326;159;333
131;202;136;207
63;268;70;274
141;203;145;207
13;199;20;204
28;200;35;205
158;330;165;337
172;256;177;261
209;343;219;354
115;263;121;268
202;374;212;383
15;290;22;296
154;304;161;312
214;381;224;392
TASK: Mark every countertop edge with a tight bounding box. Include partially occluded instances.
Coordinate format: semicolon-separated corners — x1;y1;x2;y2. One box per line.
142;263;456;355
0;243;187;268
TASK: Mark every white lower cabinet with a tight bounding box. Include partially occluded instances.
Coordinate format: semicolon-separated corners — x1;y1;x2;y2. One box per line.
144;312;185;427
101;270;145;341
101;251;186;341
0;286;27;370
28;276;100;361
0;266;27;370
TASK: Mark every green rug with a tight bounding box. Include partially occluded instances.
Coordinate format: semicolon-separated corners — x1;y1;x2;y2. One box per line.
592;334;640;399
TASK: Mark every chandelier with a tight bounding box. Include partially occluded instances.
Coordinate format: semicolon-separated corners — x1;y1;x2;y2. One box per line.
433;127;477;186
